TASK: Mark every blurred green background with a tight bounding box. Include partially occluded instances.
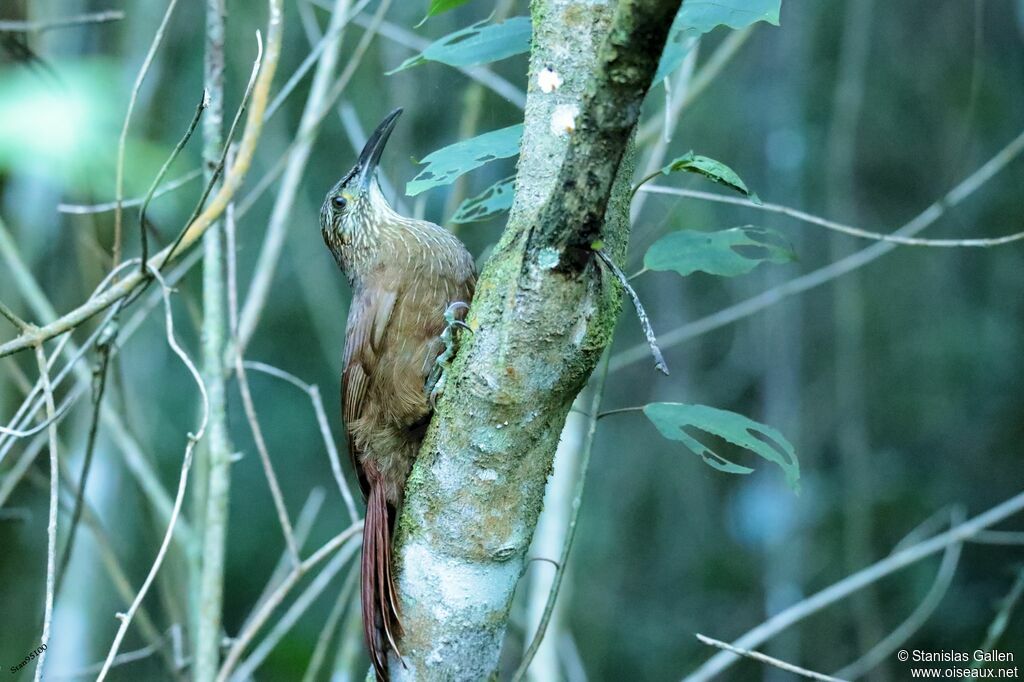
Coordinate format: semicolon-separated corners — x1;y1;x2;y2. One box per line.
1;0;1023;680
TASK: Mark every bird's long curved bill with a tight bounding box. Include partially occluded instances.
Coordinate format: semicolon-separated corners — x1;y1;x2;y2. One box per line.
356;107;403;189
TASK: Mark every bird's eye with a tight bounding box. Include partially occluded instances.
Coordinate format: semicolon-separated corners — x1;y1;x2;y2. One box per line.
331;196;348;211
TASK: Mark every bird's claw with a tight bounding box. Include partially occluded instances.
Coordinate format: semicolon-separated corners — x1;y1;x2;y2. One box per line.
426;302;472;407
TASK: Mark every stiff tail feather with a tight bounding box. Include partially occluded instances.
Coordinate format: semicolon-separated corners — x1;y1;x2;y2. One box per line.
362;479;403;680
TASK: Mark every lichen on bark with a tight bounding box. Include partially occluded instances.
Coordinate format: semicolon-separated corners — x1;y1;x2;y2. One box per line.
388;0;682;678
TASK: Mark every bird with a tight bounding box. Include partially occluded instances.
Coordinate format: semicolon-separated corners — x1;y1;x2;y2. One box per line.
319;107;476;680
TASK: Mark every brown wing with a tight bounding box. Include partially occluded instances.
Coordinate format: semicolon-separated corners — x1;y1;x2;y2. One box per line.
341;286;397;500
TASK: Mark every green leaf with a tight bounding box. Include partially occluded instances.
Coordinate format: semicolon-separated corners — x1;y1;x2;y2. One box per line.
661;151;758;200
407;124;523;196
451;175;515;223
655;0;781;82
388;16;531;74
420;0;473;25
644;226;794;277
643;402;800;491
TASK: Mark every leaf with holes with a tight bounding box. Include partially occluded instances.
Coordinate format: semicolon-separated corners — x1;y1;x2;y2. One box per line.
407;124;522;196
643;402;800;491
389;16;531;74
452;176;515;223
644;226;794;277
655;0;781;82
661;152;758;200
419;0;473;25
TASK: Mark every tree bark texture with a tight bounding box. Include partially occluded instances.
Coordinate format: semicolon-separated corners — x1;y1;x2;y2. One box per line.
388;0;682;678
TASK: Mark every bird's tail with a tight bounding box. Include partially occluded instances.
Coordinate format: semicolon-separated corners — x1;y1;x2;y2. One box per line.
362;478;403;680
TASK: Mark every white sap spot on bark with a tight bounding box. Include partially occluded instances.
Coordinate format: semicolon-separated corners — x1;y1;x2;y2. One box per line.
550;104;578;135
537;247;560;270
537;67;563;93
478;468;498;481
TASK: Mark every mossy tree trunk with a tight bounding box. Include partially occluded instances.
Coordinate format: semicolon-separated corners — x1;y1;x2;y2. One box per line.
389;0;682;678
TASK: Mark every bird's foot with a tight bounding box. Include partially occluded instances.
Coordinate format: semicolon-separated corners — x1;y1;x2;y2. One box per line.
426;302;471;408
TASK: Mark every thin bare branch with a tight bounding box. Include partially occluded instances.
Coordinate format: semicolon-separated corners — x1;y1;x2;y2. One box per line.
215;523;364;682
0;10;124;32
301;563;358;682
140;90;209;273
234;358;301;563
97;265;210;681
32;345;59;682
243;361;359;523
834;508;965;679
0;300;33;332
113;0;182;267
0;4;283;360
641;185;1024;247
233;536;358;679
613;128;1024;373
596;250;668;375
684;488;1024;681
58;169;203;215
695;634;847;682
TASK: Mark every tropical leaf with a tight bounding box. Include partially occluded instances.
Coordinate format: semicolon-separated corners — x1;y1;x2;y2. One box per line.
661;151;758;201
389;16;531;74
643;226;793;278
451;175;515;223
655;0;781;82
643;402;800;491
406;124;523;196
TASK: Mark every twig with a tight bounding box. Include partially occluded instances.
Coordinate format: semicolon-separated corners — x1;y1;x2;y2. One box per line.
264;0;374;122
0;227;202;549
222;146;302;566
0;300;33;332
0;10;124;32
683;488;1024;681
0;432;46;509
512;352;611;682
975;566;1024;663
165;32;264;267
695;634;847;682
641;185;1024;247
58;169;203;215
214;523;364;682
32;345;59;682
232;536;360;679
833;508;965;679
234;358;301;562
112;0;182;268
969;530;1024;545
0;390;76;438
140;90;209;273
301;562;359;682
96;265;210;682
241;487;327;628
55;327;115;595
243;361;359;523
596;250;668;375
612;128;1024;373
0;0;283;360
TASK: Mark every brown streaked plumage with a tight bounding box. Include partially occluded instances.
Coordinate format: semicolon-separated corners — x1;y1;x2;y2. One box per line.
319;108;476;680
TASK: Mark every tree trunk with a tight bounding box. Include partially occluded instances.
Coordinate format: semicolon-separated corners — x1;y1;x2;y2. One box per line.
388;0;682;677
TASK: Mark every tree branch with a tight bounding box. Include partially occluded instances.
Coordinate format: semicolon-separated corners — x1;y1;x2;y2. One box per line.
388;0;682;677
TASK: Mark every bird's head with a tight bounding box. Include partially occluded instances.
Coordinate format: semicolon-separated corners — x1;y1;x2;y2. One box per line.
320;107;403;271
